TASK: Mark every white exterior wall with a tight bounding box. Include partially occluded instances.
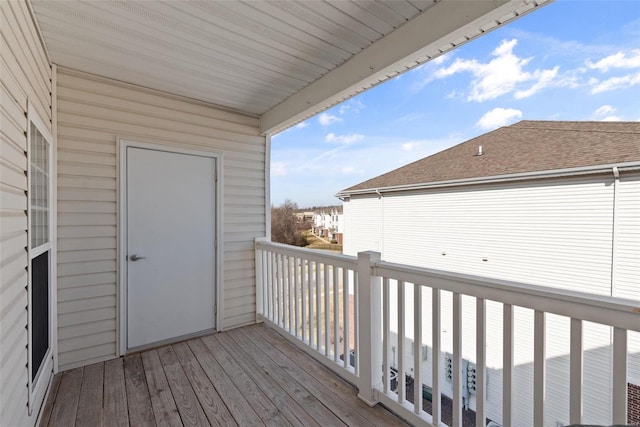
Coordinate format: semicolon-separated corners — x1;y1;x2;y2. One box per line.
55;69;266;370
343;173;640;426
0;1;53;426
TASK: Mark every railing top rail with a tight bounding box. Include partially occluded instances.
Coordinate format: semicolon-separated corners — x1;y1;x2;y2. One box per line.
255;239;357;269
374;259;640;332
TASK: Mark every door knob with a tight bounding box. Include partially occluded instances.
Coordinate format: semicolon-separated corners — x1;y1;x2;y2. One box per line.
129;254;146;261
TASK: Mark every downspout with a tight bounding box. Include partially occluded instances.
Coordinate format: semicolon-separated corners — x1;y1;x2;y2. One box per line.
610;166;619;298
376;189;384;256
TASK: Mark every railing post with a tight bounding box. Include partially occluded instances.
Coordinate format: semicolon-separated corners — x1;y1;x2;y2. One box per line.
357;251;382;406
255;237;268;321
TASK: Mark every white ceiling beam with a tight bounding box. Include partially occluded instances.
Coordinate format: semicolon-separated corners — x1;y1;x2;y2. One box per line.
260;0;550;135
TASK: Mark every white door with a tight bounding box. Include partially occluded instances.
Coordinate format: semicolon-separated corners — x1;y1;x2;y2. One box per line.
126;146;216;349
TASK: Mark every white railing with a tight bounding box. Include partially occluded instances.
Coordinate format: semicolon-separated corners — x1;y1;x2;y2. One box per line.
255;239;640;427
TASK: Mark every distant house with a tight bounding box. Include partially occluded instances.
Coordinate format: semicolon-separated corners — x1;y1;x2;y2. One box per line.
313;207;344;244
337;120;640;425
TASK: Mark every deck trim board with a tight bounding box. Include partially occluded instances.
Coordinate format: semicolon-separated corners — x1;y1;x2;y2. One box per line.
104;357;130;427
141;349;183;427
186;338;266;427
156;345;212;427
41;324;408;427
123;354;155;427
200;334;294;427
75;362;104;426
171;341;238;427
211;332;323;427
225;328;348;426
244;326;406;426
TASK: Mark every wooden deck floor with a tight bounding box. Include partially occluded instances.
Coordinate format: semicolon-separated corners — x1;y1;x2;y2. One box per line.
40;324;408;426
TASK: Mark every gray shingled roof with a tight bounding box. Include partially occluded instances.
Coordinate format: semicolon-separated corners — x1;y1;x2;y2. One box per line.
338;121;640;195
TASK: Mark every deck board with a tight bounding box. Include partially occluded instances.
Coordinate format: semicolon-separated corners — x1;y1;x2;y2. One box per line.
41;324;409;427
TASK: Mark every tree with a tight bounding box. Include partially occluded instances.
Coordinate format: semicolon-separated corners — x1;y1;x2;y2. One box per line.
271;200;308;246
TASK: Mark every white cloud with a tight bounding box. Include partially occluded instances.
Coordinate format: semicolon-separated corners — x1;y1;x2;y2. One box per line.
271;162;287;176
587;49;640;72
590;72;640;94
340;166;364;175
401;142;420;152
601;116;622;122
295;121;309;129
325;133;364;144
594;105;616;116
514;66;559;99
476;108;523;130
432;39;562;102
318;112;342;126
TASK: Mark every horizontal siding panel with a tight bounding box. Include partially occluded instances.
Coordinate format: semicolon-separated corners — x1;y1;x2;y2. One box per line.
58;213;116;227
57;260;116;277
58;307;115;328
58;225;116;239
58;200;116;214
0;156;27;190
58;283;115;302
57;162;115;178
58;319;117;341
58;331;116;353
57;249;116;264
57;272;116;289
56;70;264;369
58;295;116;315
58;343;116;371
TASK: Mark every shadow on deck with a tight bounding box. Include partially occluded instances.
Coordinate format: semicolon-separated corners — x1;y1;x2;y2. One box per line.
39;323;409;426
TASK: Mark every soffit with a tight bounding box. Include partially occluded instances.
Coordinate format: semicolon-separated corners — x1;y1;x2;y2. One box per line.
31;0;549;133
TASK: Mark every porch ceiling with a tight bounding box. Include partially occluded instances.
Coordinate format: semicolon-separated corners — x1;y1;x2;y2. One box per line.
31;0;549;134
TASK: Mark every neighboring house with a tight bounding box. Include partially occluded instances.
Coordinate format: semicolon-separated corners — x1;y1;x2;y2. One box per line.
337;120;640;425
313;207;344;244
2;1;555;426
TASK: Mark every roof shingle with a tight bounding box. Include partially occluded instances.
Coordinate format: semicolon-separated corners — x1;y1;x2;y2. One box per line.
339;121;640;194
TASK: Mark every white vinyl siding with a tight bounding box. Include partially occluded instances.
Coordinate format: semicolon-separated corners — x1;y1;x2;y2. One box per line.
343;195;383;256
0;1;52;426
56;69;265;370
343;174;632;426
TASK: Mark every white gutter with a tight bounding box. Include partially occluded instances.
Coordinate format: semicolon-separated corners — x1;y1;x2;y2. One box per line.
336;161;640;198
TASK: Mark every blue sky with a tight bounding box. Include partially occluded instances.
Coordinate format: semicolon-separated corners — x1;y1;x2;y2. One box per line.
271;0;640;208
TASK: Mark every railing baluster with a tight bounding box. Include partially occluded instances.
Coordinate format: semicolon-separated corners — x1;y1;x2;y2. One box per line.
270;251;276;321
570;318;583;424
414;284;422;415
383;277;390;394
353;270;359;376
343;268;350;369
334;266;340;362
432;288;441;425
452;292;462;427
476;298;486;427
294;257;300;337
325;264;331;356
302;259;307;343
289;256;294;334
286;256;291;332
275;253;281;325
534;310;546;427
503;303;514;427
398;280;405;404
316;261;321;351
612;327;628;425
309;261;315;348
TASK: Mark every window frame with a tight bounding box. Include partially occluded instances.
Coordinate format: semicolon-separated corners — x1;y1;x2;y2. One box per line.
27;105;54;414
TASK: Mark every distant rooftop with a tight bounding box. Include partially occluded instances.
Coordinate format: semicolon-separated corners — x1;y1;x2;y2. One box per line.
338;121;640;195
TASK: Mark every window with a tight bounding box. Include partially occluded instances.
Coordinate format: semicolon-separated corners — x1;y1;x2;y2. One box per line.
27;111;53;409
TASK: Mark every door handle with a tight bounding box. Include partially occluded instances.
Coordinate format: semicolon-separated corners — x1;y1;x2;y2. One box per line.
129;254;146;261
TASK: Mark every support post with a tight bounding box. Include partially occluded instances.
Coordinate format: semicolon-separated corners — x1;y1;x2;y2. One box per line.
357;251;382;406
255;237;268;321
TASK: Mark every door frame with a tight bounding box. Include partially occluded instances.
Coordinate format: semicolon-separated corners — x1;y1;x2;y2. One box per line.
118;139;223;355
